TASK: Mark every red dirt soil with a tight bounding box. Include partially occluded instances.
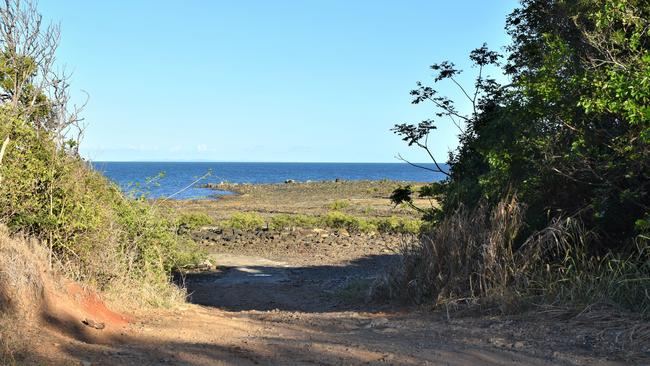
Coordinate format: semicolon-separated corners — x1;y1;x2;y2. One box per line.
31;280;134;348
64;282;133;327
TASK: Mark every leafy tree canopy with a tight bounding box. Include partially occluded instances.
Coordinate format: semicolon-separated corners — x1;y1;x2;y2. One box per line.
394;0;650;250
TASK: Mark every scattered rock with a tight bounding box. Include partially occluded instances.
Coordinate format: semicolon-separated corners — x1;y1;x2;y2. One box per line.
489;337;509;348
82;318;105;330
177;223;191;235
198;259;214;270
366;317;390;329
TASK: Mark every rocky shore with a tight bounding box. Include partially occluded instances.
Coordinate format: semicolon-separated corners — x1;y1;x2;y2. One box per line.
190;226;410;265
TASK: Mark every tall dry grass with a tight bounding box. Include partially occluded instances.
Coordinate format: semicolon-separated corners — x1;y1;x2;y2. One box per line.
520;218;650;313
0;227;50;318
0;226;50;364
378;197;523;304
377;197;650;315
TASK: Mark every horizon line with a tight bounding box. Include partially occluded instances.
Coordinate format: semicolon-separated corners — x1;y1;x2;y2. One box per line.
89;160;446;165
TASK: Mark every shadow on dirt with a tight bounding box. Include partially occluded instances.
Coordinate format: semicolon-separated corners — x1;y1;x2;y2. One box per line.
54;319;557;366
176;254;400;313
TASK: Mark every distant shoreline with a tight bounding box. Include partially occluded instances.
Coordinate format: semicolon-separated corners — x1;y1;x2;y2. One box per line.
96;161;445;200
135;179;435;202
201;178;430;188
92;160;442;165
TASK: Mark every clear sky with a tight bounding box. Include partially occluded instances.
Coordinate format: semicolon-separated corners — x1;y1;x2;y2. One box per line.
39;0;518;162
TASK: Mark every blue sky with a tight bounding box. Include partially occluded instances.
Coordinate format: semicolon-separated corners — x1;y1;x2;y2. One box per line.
39;0;518;162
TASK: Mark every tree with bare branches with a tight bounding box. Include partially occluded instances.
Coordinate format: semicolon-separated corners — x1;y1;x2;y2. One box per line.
0;0;86;154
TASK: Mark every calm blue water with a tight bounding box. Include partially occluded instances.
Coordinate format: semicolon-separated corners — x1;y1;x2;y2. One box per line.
92;162;447;200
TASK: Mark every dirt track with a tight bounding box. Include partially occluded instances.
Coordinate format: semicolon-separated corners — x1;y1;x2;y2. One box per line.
43;245;641;366
33;182;648;365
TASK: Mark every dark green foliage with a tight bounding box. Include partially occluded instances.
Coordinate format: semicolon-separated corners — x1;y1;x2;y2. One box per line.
396;0;650;251
389;185;415;206
500;0;650;247
391;0;650;311
390;183;443;222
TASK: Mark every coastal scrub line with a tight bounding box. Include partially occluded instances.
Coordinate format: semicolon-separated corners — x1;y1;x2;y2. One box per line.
219;212;422;235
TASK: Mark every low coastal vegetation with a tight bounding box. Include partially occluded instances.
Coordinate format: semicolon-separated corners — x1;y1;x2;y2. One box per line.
328;199;351;210
176;212;215;232
181;181;426;235
387;0;650;315
218;211;422;235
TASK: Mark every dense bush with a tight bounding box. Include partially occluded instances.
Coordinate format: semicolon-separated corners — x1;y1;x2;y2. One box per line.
0;112;203;304
391;0;650;312
323;211;360;230
328;199;351;210
0;1;203;306
396;0;649;246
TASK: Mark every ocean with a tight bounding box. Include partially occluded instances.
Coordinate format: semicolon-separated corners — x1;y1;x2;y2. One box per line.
92;161;447;200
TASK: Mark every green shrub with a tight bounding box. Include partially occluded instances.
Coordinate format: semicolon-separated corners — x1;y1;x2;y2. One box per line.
398;218;422;234
357;220;379;233
371;216;422;234
375;216;400;233
223;210;423;235
328;199;351;210
269;214;319;230
323;211;360;230
221;212;265;230
176;212;214;231
265;211;423;234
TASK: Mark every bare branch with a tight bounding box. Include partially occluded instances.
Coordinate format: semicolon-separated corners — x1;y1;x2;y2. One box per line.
416;139;450;177
449;76;476;115
396;153;450;177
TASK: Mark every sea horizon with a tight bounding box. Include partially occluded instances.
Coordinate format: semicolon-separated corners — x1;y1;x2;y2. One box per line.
91;160;439;164
93;161;447;200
